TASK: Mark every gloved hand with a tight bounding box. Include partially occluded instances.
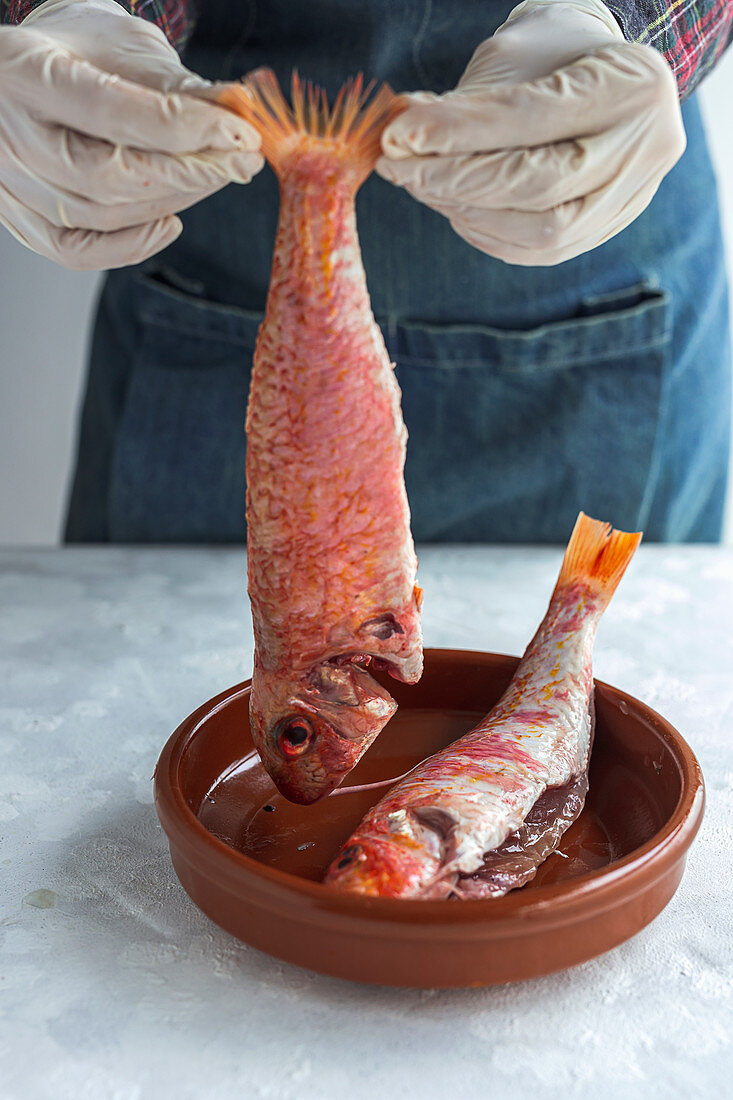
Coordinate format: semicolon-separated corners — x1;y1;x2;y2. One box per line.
0;0;263;270
377;0;686;266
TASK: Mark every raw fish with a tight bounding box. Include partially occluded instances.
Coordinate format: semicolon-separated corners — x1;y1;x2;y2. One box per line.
219;72;422;804
325;513;640;897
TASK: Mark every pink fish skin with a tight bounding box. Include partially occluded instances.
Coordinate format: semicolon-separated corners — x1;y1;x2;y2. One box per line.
218;72;422;804
325;513;641;898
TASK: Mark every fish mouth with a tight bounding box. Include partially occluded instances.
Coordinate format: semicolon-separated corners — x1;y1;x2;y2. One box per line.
251;656;401;804
250;622;423;805
271;765;350;806
365;648;423;685
265;714;393;805
314;640;423;695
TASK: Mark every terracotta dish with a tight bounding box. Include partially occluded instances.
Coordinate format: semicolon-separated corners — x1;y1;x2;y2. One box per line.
154;649;704;988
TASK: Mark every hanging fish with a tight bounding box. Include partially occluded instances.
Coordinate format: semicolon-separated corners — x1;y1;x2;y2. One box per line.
325;513;641;897
218;71;422;805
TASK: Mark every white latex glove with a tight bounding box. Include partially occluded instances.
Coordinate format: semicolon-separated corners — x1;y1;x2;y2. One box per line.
377;0;686;266
0;0;263;270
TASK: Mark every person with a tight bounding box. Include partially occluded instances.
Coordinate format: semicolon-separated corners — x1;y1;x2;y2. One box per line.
1;0;731;543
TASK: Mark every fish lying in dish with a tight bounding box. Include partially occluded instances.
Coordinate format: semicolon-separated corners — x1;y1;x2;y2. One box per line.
218;71;423;805
325;513;641;898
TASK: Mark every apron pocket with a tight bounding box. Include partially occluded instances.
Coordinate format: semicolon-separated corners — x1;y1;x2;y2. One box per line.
389;284;672;542
109;267;263;542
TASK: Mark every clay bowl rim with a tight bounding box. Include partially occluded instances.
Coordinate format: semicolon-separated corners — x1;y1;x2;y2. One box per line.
154;648;705;928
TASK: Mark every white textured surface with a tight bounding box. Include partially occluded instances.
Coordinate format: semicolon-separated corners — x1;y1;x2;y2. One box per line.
0;545;732;1099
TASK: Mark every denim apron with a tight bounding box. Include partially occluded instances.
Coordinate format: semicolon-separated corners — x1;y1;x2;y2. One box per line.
65;0;731;543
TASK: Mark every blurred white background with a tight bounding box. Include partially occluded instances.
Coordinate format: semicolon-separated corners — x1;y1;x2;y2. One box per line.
1;59;732;546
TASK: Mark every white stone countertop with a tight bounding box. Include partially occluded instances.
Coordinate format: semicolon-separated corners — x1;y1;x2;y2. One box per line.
1;546;731;1099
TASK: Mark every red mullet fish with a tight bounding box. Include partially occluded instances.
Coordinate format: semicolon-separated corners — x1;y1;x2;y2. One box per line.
325;513;641;898
217;72;422;804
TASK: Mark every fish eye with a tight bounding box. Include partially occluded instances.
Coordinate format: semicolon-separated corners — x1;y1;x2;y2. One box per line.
276;716;315;757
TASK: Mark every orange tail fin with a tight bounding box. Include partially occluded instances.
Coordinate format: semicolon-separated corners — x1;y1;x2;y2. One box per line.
554;512;642;609
217;68;405;180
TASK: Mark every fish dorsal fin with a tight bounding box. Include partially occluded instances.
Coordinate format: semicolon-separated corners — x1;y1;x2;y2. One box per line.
554;512;642;609
217;68;405;182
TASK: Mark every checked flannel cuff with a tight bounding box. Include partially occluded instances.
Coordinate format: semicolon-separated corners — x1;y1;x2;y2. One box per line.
605;0;733;98
2;0;732;97
1;0;194;50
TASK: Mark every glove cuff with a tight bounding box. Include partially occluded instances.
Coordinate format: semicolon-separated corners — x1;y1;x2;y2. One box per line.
22;0;130;26
502;0;624;42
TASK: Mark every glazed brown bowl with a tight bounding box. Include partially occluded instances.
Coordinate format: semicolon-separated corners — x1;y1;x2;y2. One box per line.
154;649;704;988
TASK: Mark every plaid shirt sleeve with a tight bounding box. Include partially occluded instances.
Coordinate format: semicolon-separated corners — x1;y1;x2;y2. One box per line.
604;0;733;97
3;1;731;98
1;1;195;51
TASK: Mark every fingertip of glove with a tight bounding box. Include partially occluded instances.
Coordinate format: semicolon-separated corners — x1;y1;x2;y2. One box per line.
226;151;265;183
215;116;262;153
185;81;262;151
172;88;262;152
135;215;182;262
177;72;214;93
375;155;415;186
375;155;398;181
402;91;443;106
378;134;413;161
380;92;449;157
158;215;183;244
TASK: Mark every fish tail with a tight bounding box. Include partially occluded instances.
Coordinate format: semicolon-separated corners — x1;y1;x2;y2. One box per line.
216;68;405;180
554;512;642;609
